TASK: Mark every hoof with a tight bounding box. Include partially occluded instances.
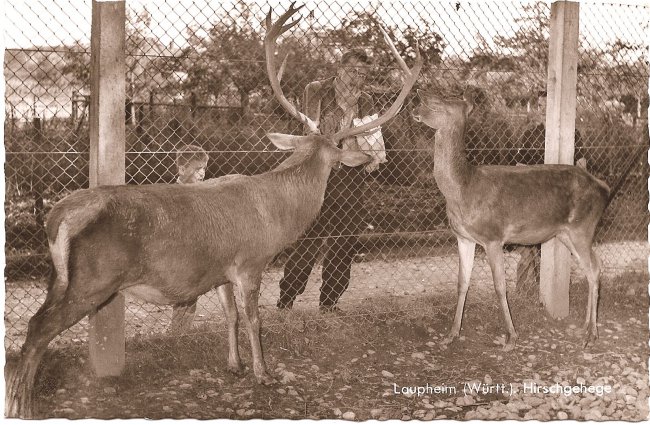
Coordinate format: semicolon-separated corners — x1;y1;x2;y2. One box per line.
6;370;34;418
6;389;34;419
502;334;518;352
441;333;459;346
583;331;598;348
256;373;277;386
227;364;245;377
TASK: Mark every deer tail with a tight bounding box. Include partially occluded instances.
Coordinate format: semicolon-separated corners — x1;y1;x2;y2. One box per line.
46;193;109;294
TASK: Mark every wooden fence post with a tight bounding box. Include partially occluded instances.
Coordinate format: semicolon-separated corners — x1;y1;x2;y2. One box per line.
540;0;579;318
88;0;126;377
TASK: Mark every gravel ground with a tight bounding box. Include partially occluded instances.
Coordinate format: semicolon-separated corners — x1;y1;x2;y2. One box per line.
4;236;649;419
13;279;650;420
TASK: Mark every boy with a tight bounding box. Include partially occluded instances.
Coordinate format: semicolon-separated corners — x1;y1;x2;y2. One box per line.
169;144;208;333
176;144;208;184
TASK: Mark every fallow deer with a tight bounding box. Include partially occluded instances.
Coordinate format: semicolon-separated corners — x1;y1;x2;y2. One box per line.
413;90;610;351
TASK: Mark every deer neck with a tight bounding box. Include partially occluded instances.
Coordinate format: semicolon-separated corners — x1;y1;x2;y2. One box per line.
289;170;329;224
270;160;330;233
433;122;474;199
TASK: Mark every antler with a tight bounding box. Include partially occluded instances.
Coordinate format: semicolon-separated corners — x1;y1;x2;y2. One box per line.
378;25;411;78
277;52;288;83
331;36;423;142
265;3;320;134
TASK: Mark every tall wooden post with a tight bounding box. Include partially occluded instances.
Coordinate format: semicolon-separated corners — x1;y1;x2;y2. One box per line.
540;1;579;318
88;0;126;377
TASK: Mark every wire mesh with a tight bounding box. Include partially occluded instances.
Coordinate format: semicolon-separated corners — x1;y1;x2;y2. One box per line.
4;0;648;351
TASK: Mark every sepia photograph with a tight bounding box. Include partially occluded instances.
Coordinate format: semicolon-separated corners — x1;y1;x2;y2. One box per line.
3;0;649;420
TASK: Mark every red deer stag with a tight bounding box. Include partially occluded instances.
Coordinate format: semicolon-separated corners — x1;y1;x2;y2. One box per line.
413;90;610;351
5;3;421;419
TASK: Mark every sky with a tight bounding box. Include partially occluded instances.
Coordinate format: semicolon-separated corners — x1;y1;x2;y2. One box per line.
2;0;649;62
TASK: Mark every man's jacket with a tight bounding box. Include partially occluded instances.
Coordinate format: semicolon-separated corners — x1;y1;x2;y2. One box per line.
302;77;374;146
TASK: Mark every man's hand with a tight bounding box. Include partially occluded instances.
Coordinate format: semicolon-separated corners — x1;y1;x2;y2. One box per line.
364;160;380;173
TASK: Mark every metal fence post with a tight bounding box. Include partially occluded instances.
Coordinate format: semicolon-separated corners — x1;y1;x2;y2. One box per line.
540;0;579;318
32;117;45;227
88;0;126;377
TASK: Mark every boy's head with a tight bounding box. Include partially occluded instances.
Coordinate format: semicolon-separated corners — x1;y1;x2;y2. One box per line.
176;145;208;184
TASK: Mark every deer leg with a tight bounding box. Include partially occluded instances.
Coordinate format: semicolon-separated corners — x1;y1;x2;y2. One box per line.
583;251;601;347
169;302;197;334
443;237;476;345
216;283;243;375
557;232;600;347
485;242;518;351
7;284;117;418
583;284;593;331
232;272;276;385
6;305;60;418
556;233;589;327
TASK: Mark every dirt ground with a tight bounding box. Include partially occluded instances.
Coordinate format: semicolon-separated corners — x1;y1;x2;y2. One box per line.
5;240;647;350
4;260;649;420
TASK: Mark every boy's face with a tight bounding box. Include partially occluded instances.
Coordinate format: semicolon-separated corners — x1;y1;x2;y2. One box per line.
178;159;207;184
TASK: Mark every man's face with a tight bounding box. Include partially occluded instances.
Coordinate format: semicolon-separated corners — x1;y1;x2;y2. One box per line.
178;159;207;184
337;57;369;91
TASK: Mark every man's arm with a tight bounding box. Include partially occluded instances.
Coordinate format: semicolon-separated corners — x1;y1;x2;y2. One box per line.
354;92;384;173
358;91;375;118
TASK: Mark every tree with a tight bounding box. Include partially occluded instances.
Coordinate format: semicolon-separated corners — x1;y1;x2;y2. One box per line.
124;7;175;102
194;0;269;117
493;2;549;72
175;1;275;117
260;30;333;118
326;11;443;89
60;45;89;87
60;7;172;103
468;33;517;71
170;26;225;104
466;2;548;109
213;23;265;117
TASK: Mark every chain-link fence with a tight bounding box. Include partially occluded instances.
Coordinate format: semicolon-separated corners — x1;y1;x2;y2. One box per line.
4;0;648;351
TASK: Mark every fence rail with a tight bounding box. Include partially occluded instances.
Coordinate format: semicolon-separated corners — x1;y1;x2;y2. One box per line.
4;0;649;351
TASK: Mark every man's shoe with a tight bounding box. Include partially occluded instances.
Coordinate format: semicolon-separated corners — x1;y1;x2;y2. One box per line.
319;305;342;314
277;299;294;310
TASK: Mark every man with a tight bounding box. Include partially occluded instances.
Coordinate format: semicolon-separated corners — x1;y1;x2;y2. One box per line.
277;49;379;312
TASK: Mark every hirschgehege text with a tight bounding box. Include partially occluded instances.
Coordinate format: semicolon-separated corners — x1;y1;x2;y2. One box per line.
523;382;612;396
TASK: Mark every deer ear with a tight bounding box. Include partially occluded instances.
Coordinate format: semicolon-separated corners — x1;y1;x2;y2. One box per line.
267;133;305;150
463;86;477;102
417;88;435;101
465;102;475;116
462;86;480;116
